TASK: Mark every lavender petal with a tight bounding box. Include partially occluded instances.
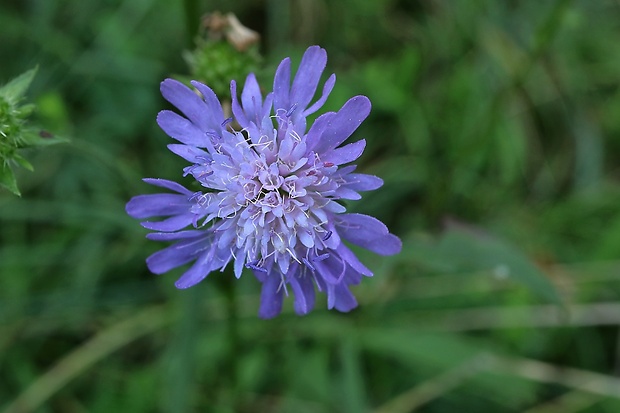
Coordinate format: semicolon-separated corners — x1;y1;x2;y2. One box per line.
160;79;209;131
311;96;371;154
174;243;219;289
258;273;284;319
272;57;291;112
343;173;384;192
336;213;401;255
289;272;316;315
142;178;193;195
322;139;366;165
141;214;195;232
157;111;206;146
167;144;210;163
290;46;327;114
126;193;191;219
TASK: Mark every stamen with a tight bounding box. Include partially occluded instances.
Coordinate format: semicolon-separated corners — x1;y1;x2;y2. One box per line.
314;253;330;262
188;191;202;201
245;260;267;273
286;103;298;117
286;248;301;264
302;258;315;272
198;170;214;178
274;108;288;122
289;130;302;142
277;274;289;296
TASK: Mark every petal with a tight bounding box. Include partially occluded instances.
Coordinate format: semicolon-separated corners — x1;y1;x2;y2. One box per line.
298;229;315;248
234;254;245;279
241;73;263;124
261;93;274;120
342;263;364;285
362;233;402;256
289;271;316;315
326;284;336;309
160;79;210;130
311;96;372;154
322;139;366;165
273;57;291;112
304;73;336;117
306;111;337;152
258;273;284;319
230;80;249;127
332;284;358;312
336;213;401;255
157;110;206;146
343;173;383;191
336;243;373;276
191;80;225;128
324;201;347;214
146;236;209;274
126;193;190;219
167;144;210;163
322;220;342;250
146;230;204;241
141;214;195;232
314;253;346;285
143;178;193;195
290;46;327;113
174;244;217;289
334;187;362;200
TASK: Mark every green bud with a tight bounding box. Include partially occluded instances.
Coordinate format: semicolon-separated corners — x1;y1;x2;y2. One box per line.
181;12;262;102
0;67;67;196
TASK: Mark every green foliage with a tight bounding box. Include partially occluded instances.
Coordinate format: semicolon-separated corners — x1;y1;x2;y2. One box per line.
1;0;620;412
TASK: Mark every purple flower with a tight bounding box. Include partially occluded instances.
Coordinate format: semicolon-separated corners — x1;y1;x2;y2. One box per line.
126;46;401;318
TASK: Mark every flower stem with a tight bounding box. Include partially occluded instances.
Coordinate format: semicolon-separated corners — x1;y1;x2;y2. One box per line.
217;272;240;399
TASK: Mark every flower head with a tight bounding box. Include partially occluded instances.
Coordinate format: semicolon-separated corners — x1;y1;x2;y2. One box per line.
126;46;401;318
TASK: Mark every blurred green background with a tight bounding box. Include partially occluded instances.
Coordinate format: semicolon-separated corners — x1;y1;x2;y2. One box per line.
2;0;620;412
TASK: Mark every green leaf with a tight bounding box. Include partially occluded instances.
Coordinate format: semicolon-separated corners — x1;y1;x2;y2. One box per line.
404;223;562;304
18;128;69;148
337;338;368;413
0;67;38;103
0;162;20;196
438;223;562;304
12;153;33;171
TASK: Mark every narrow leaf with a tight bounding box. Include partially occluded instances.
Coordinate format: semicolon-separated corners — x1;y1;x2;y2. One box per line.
0;162;20;196
13;153;33;171
18;128;68;148
439;222;561;304
0;67;38;102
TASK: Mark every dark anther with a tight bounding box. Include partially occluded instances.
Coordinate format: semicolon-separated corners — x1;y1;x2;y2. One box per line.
245;260;268;273
302;258;315;272
286;103;298;117
314;253;330;262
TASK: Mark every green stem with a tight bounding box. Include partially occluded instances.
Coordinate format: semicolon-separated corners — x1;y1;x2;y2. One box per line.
3;306;171;413
183;0;200;48
217;272;240;399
